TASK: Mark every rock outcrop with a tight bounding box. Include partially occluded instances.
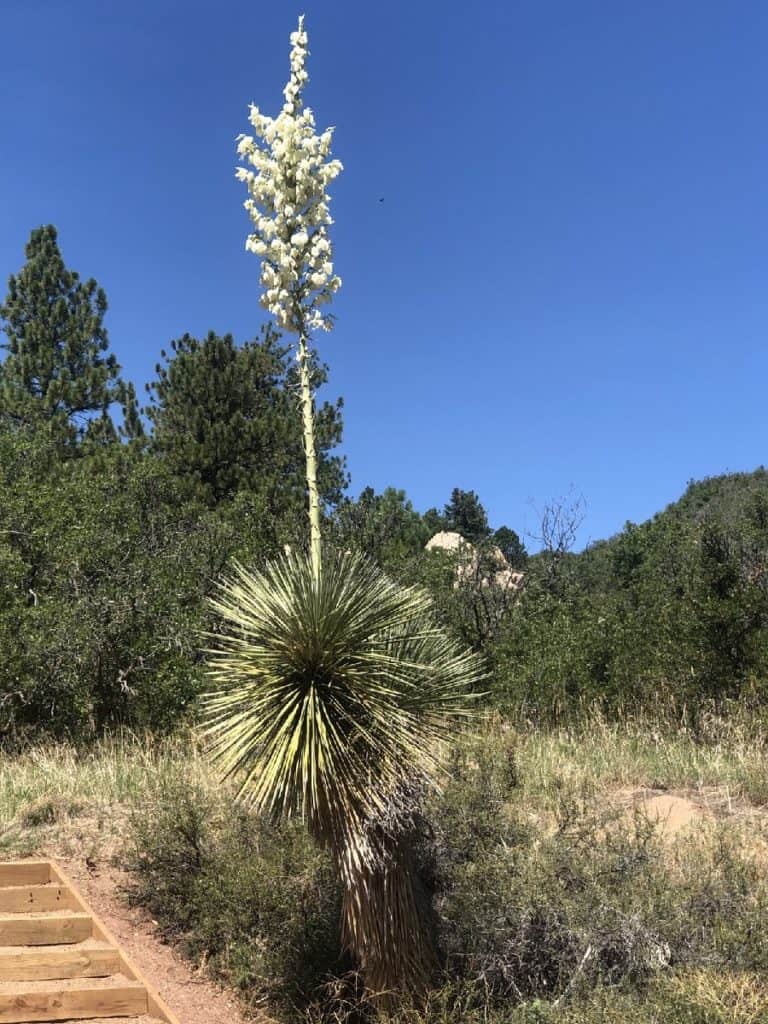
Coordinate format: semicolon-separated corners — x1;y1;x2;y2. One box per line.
425;531;524;591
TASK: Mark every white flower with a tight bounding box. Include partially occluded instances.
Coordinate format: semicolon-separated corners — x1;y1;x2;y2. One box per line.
237;15;341;334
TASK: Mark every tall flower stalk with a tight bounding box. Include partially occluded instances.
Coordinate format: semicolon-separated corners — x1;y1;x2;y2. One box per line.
236;15;341;579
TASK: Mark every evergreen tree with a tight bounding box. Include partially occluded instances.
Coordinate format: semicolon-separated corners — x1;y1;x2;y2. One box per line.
492;525;528;568
145;326;346;512
421;507;447;539
331;486;430;567
444;488;491;543
0;225;139;448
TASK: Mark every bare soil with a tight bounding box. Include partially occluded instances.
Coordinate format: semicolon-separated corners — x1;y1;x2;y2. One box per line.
617;789;713;835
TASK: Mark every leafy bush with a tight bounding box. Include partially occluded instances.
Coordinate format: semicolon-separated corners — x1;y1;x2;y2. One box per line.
0;432;283;741
491;471;768;720
127;775;346;1013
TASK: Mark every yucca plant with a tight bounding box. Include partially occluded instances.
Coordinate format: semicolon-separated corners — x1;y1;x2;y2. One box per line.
204;548;483;994
203;15;485;1004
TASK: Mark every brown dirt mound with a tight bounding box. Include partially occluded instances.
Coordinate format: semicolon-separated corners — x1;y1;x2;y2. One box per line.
613;788;714;837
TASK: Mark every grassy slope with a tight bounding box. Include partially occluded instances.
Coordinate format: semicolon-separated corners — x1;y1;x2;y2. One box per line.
3;711;767;830
2;716;768;1023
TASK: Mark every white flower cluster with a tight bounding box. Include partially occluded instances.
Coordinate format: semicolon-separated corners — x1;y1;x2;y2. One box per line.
236;15;342;335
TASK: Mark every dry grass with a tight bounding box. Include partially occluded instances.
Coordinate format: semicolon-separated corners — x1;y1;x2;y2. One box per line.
3;711;768;1022
0;731;214;858
3;710;768;856
490;707;768;809
665;969;768;1024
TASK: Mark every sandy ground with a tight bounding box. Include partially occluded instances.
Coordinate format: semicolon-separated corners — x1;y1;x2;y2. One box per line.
618;789;714;834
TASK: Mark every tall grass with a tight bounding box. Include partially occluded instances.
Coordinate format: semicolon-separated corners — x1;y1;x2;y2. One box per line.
0;731;215;856
481;707;768;808
2;708;767;834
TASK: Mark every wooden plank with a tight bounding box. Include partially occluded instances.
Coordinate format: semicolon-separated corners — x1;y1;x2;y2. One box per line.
0;865;49;888
0;942;121;981
48;862;179;1024
48;1020;165;1024
0;885;76;914
0;976;147;1022
33;1019;164;1024
0;913;91;947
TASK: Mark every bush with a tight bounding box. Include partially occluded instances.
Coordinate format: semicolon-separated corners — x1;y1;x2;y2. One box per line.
127;775;345;1014
417;726;768;1022
0;434;281;741
491;472;768;721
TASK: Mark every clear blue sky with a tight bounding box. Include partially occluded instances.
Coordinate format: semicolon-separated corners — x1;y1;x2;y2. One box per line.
2;1;766;549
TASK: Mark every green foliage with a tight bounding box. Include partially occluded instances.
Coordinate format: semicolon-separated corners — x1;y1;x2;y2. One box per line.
127;775;345;1014
0;225;140;449
404;541;522;656
443;488;491;544
0;225;353;740
145;327;345;512
492;470;768;719
203;548;484;996
128;723;768;1023
329;486;431;569
0;427;280;740
492;525;528;569
405;728;768;1023
204;549;484;847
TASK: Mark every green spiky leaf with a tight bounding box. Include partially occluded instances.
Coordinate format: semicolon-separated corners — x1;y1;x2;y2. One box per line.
202;548;485;858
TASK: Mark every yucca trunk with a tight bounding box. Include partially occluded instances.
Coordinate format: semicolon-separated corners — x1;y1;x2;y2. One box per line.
339;833;437;1006
294;341;436;998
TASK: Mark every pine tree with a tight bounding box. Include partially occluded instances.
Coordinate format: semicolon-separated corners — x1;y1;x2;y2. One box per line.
145;326;345;511
0;225;140;449
444;487;492;543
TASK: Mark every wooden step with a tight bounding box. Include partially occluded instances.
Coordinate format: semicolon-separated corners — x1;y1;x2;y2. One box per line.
44;1019;165;1024
50;1019;166;1024
0;914;91;948
0;975;147;1022
0;886;77;914
0;868;49;890
0;940;121;982
0;861;179;1023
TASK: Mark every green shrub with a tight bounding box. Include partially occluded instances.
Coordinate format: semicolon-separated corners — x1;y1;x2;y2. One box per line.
491;472;768;722
418;727;768;1022
127;775;345;1014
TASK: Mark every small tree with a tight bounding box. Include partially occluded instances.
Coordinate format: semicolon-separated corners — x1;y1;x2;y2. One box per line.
443;488;491;544
493;525;528;569
0;225;140;450
330;486;431;568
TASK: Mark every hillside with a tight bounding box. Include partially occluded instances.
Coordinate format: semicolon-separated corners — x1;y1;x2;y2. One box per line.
489;469;768;718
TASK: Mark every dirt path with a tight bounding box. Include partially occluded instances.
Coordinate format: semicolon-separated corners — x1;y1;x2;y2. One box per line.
54;855;256;1024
